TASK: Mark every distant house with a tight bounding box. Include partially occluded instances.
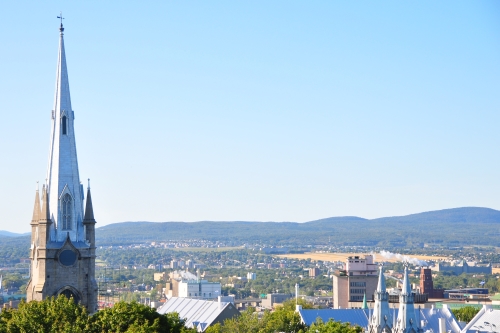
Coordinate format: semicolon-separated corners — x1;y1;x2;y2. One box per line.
157;296;240;332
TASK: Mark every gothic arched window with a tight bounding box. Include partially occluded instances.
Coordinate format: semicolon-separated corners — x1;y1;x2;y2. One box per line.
62;194;72;230
62;115;67;135
59;288;80;303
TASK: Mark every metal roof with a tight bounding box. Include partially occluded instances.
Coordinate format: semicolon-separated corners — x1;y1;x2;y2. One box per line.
299;309;369;327
461;306;500;333
299;307;462;333
157;297;236;332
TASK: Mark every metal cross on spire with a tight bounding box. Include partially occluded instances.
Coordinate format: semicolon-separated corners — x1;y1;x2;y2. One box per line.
57;12;65;32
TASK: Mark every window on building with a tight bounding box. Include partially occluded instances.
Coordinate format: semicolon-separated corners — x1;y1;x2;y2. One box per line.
61;194;72;230
62;115;67;135
350;289;366;294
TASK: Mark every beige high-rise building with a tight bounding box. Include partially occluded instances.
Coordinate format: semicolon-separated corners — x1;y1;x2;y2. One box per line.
333;255;378;309
26;20;97;313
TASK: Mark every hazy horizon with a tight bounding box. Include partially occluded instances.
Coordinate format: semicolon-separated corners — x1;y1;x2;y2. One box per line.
3;206;498;234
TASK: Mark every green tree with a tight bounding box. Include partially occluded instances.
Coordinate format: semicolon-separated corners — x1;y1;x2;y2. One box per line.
0;295;89;333
0;297;197;333
260;299;313;333
89;301;196;333
205;299;313;333
307;319;363;333
212;307;262;333
451;306;480;323
260;306;305;333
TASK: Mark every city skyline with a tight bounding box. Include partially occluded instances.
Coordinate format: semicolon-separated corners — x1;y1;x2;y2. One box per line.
1;2;499;233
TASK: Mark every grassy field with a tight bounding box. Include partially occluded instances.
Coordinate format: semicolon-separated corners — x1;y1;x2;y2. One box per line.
275;252;448;263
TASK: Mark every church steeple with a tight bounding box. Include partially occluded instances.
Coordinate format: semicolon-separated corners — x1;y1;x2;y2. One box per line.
46;19;84;242
393;264;421;333
27;21;98;314
368;265;393;333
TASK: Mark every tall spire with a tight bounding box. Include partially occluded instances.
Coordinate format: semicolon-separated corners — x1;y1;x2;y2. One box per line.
53;17;72;119
393;264;421;333
46;19;85;242
377;264;387;293
27;20;98;314
368;265;392;333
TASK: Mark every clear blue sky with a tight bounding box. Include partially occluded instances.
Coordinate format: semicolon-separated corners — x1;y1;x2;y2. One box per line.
1;2;499;233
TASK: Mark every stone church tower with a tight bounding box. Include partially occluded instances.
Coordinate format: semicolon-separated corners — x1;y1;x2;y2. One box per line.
26;21;97;313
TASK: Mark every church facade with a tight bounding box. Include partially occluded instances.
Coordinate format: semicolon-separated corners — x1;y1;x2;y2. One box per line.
26;22;97;313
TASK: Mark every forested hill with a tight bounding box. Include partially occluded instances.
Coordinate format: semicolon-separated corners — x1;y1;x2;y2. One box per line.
94;207;500;247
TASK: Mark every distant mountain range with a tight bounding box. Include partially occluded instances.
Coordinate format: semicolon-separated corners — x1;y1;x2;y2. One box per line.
0;230;29;237
93;207;500;247
2;207;499;247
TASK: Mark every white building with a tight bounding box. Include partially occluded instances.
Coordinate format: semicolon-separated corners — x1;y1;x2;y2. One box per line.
178;280;221;299
247;272;256;280
167;270;221;300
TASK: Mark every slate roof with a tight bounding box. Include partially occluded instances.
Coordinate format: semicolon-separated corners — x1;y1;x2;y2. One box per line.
157;297;239;332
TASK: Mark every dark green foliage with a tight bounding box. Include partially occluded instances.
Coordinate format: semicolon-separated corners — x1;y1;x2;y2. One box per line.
308;319;363;333
205;299;359;333
0;296;196;333
90;301;195;333
433;272;500;292
451;306;480;323
0;295;89;333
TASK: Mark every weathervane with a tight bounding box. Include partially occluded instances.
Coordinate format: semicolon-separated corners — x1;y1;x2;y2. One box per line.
57;12;65;32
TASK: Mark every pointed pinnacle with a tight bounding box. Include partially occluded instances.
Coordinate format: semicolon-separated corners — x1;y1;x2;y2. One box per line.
83;186;95;222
